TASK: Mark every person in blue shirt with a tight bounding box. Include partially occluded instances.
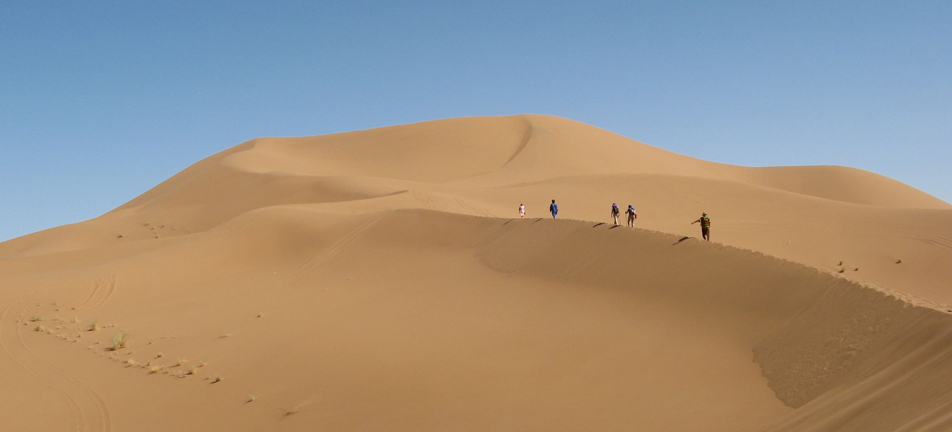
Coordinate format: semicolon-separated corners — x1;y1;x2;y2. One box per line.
549;199;558;219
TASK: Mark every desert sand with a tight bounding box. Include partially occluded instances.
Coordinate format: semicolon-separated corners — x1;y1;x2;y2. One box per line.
1;115;950;431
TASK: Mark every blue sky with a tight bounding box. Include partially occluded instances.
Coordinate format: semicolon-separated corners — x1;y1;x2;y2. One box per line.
2;1;949;242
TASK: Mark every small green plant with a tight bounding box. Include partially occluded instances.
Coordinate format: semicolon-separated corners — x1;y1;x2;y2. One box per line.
111;333;128;351
896;259;902;264
212;375;222;384
247;395;256;403
88;321;99;332
30;316;42;322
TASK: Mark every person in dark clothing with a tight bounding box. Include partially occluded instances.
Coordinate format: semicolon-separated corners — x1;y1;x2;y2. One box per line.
550;200;558;219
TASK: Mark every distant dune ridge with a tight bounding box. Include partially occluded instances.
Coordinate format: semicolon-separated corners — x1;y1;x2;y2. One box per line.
1;115;950;431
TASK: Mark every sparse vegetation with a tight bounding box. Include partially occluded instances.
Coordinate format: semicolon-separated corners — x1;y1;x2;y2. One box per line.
111;333;128;351
30;316;42;322
897;259;902;264
88;321;99;332
212;375;222;384
247;395;256;403
34;325;46;332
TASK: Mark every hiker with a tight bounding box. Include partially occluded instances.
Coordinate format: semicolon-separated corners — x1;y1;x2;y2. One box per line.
626;205;637;227
611;203;620;226
691;212;711;241
550;200;558;219
519;203;525;218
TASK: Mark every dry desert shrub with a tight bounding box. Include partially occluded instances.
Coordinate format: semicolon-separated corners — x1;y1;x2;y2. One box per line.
111;333;128;351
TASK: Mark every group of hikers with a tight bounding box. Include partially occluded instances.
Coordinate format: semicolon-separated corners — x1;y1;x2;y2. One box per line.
518;200;712;241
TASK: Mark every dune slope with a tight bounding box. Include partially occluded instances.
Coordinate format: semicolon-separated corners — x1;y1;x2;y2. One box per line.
1;115;951;431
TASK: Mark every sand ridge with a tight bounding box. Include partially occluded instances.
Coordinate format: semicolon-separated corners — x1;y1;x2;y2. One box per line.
1;115;951;431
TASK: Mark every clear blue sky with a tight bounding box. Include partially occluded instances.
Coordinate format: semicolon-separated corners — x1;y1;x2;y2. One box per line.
2;1;950;242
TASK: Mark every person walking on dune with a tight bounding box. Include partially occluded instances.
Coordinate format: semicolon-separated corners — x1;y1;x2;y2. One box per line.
692;212;711;241
519;203;526;218
611;203;620;226
550;200;558;219
626;205;637;227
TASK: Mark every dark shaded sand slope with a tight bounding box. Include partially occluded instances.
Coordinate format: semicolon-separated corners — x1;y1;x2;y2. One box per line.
1;115;951;431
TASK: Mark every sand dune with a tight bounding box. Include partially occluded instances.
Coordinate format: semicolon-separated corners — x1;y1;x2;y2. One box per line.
1;115;950;431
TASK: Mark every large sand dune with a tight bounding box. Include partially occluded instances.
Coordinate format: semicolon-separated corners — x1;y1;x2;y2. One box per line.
1;115;950;431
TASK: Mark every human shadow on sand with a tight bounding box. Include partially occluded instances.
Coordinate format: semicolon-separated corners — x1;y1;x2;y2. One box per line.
672;236;691;246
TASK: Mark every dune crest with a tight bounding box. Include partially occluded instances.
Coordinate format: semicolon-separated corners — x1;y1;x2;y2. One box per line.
1;115;950;431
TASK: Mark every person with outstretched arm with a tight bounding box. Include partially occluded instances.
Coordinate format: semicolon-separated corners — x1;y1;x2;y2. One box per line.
550;200;558;219
691;212;711;241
